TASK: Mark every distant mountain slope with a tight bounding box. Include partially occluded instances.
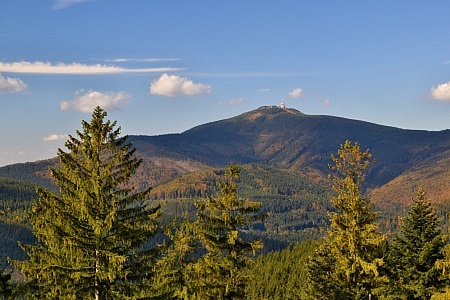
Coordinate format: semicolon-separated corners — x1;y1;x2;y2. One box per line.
3;106;450;192
0;177;37;266
0;106;450;201
0;159;57;191
370;148;450;210
132;106;450;188
1;105;450;242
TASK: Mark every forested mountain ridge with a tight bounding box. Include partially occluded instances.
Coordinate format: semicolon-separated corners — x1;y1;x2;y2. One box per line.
3;106;450;191
130;106;450;210
0;159;56;191
2;106;450;211
1;105;450;262
132;106;450;187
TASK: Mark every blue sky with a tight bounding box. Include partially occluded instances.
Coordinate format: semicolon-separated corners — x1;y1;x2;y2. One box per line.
1;0;450;166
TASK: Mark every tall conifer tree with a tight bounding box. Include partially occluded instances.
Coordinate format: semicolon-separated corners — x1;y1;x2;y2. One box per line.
190;164;266;299
385;188;443;299
314;140;385;299
149;220;199;299
14;107;160;299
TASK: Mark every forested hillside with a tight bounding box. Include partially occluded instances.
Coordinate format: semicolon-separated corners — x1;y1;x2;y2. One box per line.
0;160;56;191
3;106;450;205
1;107;450;298
0;177;37;266
150;164;332;249
1;106;450;264
132;106;450;187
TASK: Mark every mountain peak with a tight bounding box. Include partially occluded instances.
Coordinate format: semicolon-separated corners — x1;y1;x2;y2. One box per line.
241;106;303;121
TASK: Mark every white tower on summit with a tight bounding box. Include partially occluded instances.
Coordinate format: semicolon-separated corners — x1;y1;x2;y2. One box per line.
280;99;286;109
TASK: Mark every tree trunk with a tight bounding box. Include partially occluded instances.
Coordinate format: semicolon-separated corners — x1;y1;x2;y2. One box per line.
95;250;100;300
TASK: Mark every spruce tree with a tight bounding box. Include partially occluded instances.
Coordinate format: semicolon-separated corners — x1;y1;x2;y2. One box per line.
326;140;385;299
305;241;348;299
150;220;199;299
13;107;160;299
190;164;266;299
385;188;444;299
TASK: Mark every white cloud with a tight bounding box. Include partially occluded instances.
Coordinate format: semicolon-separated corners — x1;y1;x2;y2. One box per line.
52;0;97;9
100;58;179;63
60;89;130;113
0;61;182;75
0;73;27;94
44;134;68;141
288;88;303;98
430;81;450;102
150;73;211;97
257;88;271;93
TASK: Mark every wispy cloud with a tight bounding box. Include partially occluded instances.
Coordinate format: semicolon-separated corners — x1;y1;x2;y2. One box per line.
44;134;68;141
0;73;27;94
150;73;211;97
60;89;130;113
288;88;304;98
430;81;450;102
0;61;182;75
257;88;271;93
52;0;97;10
97;58;180;63
223;98;245;105
190;71;317;78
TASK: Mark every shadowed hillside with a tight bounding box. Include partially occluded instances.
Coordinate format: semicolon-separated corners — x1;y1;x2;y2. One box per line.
132;106;450;187
3;106;450;192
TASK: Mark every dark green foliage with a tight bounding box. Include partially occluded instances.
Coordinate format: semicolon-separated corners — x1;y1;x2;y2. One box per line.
383;188;444;299
0;177;37;267
145;164;266;300
0;266;12;299
246;239;320;299
305;241;348;299
189;164;266;299
0;177;38;211
13;107;160;299
150;221;199;299
0;221;35;267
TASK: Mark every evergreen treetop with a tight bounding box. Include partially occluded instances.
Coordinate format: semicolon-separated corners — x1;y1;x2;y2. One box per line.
307;140;386;300
191;164;266;299
14;107;160;300
385;188;444;299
